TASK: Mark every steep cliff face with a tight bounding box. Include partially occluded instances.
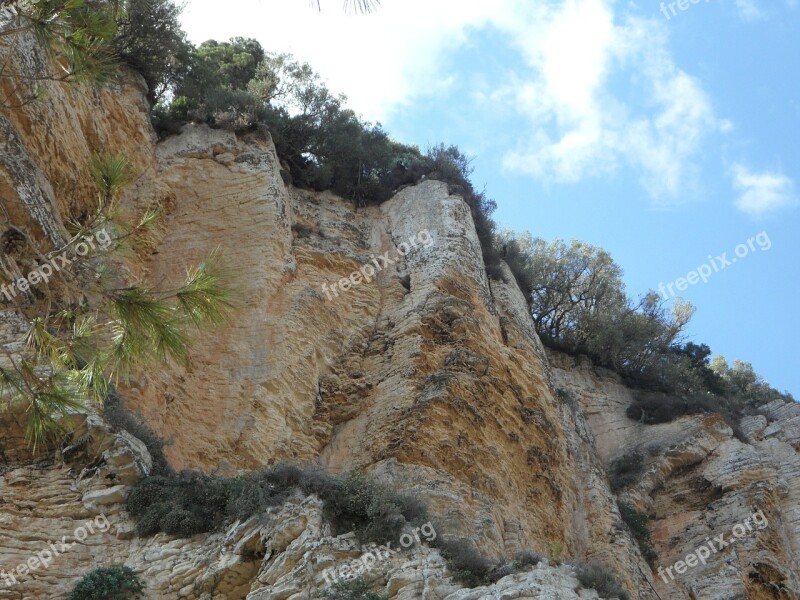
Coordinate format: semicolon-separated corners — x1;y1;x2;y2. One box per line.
1;25;798;600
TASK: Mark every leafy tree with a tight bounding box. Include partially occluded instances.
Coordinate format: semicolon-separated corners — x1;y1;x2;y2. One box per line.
582;292;695;377
666;342;727;395
248;52;336;112
495;231;705;389
710;356;793;407
177;38;265;100
113;0;192;103
497;234;625;347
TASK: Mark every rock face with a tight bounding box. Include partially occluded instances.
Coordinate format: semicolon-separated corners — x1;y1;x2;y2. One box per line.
549;351;800;600
1;21;798;600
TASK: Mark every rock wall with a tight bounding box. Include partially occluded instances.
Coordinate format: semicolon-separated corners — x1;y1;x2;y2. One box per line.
549;351;800;600
0;112;657;596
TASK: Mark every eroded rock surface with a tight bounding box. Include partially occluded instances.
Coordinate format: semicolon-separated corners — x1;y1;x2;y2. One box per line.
549;351;800;600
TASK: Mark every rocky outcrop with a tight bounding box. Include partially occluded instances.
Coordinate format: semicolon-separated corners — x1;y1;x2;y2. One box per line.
1;112;659;597
549;351;800;600
0;421;615;599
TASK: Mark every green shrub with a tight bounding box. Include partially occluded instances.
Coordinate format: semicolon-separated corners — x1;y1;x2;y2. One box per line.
201;88;264;130
574;561;630;600
126;472;233;536
320;578;387;600
66;565;144;600
432;540;543;587
617;501;657;565
625;391;749;442
434;537;502;587
128;465;427;544
512;550;543;568
608;452;645;493
312;471;421;544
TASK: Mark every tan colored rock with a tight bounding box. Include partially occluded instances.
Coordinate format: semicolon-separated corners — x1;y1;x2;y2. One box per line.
549;350;800;599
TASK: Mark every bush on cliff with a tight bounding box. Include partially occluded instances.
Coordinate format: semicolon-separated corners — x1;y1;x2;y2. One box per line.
617;501;657;565
66;565;144;600
573;561;630;600
608;452;645;493
625;390;750;442
321;578;387;600
127;465;427;543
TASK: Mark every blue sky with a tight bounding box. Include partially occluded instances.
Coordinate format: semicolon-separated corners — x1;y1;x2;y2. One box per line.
182;0;799;395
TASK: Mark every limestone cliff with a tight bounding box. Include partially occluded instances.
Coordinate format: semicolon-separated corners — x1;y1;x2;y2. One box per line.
1;20;798;600
549;351;800;600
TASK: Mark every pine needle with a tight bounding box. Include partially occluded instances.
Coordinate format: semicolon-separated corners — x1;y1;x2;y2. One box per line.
90;153;131;209
176;256;236;327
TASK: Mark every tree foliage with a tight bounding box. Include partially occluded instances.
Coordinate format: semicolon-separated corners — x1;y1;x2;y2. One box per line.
177;37;264;100
113;0;192;103
497;231;695;385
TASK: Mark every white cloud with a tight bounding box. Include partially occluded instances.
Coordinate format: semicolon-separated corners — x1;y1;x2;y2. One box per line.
735;0;766;21
499;0;719;198
180;0;500;122
732;164;798;217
